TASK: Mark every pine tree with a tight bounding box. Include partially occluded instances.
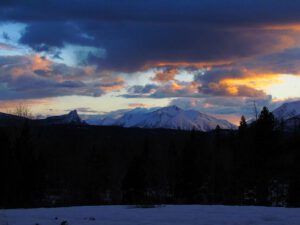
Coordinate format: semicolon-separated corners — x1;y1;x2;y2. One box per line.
238;115;247;136
257;106;275;134
239;116;247;130
253;106;276;206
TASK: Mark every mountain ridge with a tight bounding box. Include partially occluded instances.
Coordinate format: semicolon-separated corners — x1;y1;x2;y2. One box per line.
87;105;236;131
273;100;300;120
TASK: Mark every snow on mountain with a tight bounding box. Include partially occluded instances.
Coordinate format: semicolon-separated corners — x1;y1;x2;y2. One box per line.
128;106;235;131
86;108;156;126
87;106;236;131
85;109;133;125
39;110;83;125
273;100;300;120
114;107;157;127
0;107;235;130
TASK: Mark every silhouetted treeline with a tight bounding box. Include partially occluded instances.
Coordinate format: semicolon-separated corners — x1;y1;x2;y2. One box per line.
0;107;299;208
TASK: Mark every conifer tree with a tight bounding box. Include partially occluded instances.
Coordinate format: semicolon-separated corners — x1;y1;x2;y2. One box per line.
257;106;275;134
239;116;247;130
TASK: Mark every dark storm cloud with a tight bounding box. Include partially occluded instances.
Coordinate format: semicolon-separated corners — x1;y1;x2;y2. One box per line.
2;0;300;71
2;0;300;24
19;22;94;51
244;48;300;75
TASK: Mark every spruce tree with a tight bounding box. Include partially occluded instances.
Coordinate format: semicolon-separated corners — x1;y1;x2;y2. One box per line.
257;106;275;134
239;116;247;132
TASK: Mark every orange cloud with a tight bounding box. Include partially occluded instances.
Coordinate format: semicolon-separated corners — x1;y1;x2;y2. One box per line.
143;60;233;70
9;54;52;79
199;67;285;97
83;66;97;76
152;68;178;83
264;23;300;31
212;114;241;125
202;81;267;97
220;73;283;90
166;81;199;94
0;98;54;114
97;77;125;92
31;55;52;71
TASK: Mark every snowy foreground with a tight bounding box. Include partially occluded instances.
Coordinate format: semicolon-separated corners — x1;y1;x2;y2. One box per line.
1;205;300;225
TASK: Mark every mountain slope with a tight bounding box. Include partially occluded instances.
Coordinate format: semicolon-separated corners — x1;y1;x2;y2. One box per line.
86;108;156;126
128;106;235;131
88;106;236;131
284;115;300;129
0;112;30;126
38;110;83;125
273;100;300;120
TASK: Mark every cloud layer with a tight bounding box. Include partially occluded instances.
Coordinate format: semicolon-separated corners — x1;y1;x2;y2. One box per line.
0;54;124;100
1;0;300;117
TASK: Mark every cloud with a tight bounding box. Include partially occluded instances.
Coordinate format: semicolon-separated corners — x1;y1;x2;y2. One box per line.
2;0;300;116
152;68;178;83
2;1;300;71
199;82;267;98
125;80;200;98
93;77;125;92
0;54;125;100
169;96;274;123
128;103;151;108
125;67;270;99
65;107;101;114
244;48;300;75
0;98;53;113
0;42;16;50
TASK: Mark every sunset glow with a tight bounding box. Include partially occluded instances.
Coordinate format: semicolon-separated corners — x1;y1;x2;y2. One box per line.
0;1;300;123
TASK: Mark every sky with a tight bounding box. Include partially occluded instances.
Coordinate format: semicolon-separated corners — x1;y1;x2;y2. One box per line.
1;0;300;124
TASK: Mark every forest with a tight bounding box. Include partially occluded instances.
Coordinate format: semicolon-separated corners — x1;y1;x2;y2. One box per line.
0;107;299;208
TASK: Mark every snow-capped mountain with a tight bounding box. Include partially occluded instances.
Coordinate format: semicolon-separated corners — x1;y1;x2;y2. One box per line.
0;107;236;131
87;106;236;131
273;100;300;120
86;107;156;126
85;109;132;125
38;110;84;125
114;107;157;127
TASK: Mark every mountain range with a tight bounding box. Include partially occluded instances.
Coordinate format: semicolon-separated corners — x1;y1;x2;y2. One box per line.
0;110;84;127
273;101;300;120
273;101;300;129
86;105;236;131
1;100;300;131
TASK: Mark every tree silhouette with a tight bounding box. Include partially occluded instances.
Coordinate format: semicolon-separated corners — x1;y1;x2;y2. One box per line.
239;116;247;129
238;115;248;137
257;106;275;134
9;104;33;119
